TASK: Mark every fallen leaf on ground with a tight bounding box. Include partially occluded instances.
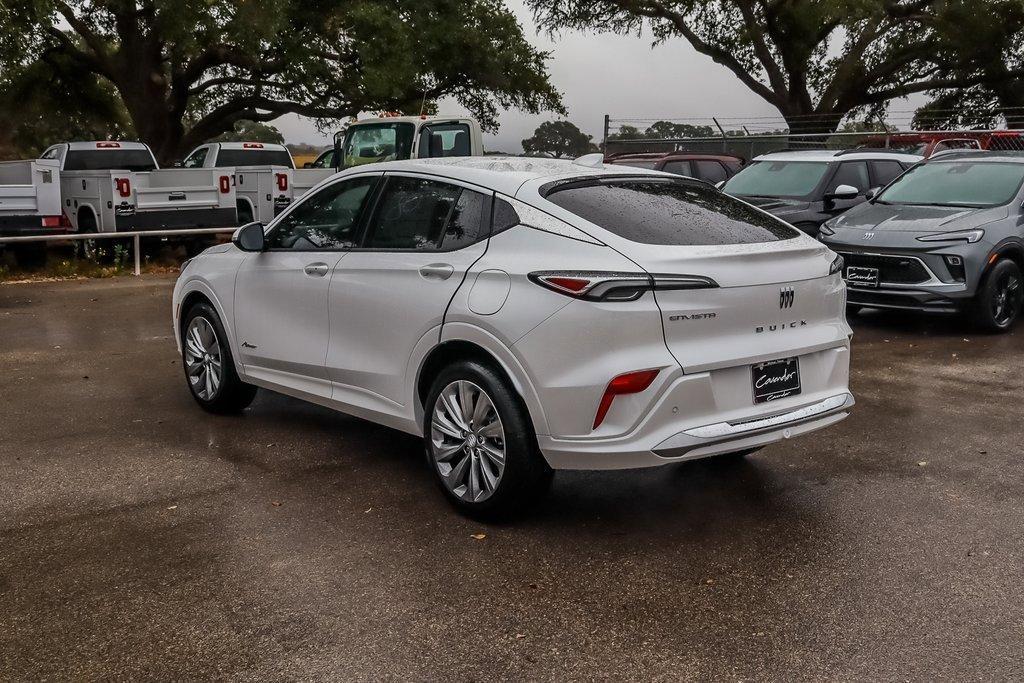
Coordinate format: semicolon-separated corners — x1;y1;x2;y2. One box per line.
917;461;928;466
470;533;486;541
271;500;282;507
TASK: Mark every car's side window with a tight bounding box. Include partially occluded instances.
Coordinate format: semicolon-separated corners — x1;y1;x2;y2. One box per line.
266;175;377;250
40;146;59;160
694;160;729;184
363;176;465;251
871;160;904;187
439;189;488;250
661;160;693;177
829;161;870;193
182;147;208;168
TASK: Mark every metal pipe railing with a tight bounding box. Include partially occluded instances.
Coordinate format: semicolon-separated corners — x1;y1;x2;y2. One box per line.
0;227;237;276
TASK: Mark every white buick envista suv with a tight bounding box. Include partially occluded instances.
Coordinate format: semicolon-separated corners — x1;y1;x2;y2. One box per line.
173;156;854;514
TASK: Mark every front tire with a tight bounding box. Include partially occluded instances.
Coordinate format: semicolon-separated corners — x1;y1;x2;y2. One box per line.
423;360;552;517
972;259;1023;333
181;302;257;413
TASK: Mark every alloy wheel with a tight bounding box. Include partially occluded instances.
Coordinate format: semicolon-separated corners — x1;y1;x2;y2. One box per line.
430;380;506;503
184;316;223;401
991;271;1022;327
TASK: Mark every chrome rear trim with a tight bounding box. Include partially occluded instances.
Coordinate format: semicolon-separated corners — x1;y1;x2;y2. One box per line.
653;393;855;458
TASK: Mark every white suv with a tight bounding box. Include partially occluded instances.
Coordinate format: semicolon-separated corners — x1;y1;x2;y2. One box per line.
173;156;854;515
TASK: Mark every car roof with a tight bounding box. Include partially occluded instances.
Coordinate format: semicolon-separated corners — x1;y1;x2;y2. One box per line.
215;142;290;151
752;149;922;163
926;150;1024;163
350;115;472;125
66;141;152;151
338;156;673;197
607;151;743;162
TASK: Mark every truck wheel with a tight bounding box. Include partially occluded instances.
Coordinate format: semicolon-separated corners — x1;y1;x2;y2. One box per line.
972;259;1023;333
75;211;113;264
181;302;258;413
236;200;254;225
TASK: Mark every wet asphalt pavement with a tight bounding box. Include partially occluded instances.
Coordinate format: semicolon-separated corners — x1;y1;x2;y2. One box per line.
1;274;1022;681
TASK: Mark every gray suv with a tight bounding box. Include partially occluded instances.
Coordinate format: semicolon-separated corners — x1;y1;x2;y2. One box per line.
819;151;1024;331
722;149;922;236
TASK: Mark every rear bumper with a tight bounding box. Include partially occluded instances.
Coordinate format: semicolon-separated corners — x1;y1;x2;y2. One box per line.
0;216;68;237
537;345;852;470
114;208;236;232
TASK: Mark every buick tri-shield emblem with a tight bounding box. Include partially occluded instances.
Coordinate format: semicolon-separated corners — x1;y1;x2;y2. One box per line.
779;286;795;309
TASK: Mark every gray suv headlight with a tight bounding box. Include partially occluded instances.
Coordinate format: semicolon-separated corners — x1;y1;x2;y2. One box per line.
916;229;984;243
829;254;844;275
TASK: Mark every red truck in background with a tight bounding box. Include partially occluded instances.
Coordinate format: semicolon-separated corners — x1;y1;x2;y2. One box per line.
856;131;1024;157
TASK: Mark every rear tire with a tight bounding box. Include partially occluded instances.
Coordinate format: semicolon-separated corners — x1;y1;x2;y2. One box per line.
972;259;1022;333
181;302;257;413
423;360;552;518
236;200;254;225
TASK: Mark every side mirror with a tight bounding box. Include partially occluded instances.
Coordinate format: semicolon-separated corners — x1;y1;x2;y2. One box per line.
232;221;265;252
826;184;860;201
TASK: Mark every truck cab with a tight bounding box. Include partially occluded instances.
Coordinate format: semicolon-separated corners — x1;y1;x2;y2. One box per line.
334;115;484;169
181;142;295;169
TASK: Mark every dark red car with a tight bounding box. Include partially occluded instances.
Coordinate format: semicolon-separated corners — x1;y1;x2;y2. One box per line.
604;151;745;184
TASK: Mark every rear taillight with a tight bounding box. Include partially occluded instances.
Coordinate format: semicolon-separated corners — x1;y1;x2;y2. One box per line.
275;173;288;192
219;175;231;193
529;271;717;302
41;215;62;228
594;369;660;429
115;177;131;197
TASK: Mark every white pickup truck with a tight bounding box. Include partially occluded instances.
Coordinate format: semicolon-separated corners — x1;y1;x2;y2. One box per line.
0;159;65;265
39;141;237;234
181;142;334;223
307;115;485;170
182;116;485;223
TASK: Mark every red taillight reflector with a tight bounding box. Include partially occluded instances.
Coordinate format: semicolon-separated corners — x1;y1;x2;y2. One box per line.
275;173;288;192
41;215;62;227
219;175;231;193
243;142;264;149
544;276;590;292
115;177;131;197
593;369;660;429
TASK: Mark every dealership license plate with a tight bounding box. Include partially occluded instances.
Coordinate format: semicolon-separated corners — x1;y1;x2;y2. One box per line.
845;265;880;288
752;357;801;404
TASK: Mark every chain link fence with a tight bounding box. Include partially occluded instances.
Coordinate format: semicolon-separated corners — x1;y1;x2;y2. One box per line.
602;109;1024;160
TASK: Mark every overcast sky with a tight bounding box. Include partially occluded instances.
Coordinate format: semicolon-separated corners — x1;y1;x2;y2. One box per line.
272;1;911;152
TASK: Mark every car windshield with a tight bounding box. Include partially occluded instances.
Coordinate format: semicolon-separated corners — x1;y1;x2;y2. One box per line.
876;161;1024;208
722;160;830;198
543;177;798;246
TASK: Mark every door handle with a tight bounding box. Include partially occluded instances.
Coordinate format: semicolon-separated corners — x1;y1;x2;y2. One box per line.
419;263;455;281
303;262;330;277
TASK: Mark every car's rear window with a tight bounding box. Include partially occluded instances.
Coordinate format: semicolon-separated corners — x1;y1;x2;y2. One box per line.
543;177;799;245
216;149;294;168
610;160;658;170
64;150;157;171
